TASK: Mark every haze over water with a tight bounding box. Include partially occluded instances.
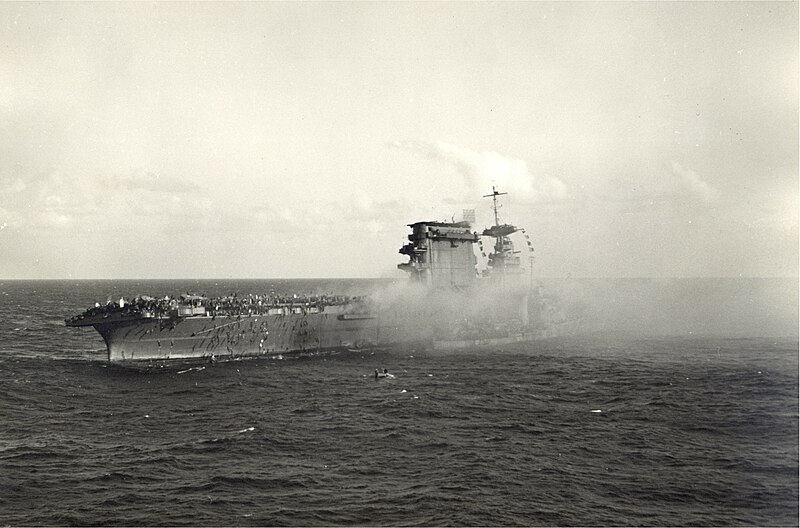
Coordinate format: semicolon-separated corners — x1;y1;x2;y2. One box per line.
1;278;796;526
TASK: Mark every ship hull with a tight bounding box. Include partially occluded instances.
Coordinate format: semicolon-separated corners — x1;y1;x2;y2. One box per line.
91;307;433;362
71;287;546;363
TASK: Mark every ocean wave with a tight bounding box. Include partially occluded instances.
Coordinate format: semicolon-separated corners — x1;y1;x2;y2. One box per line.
1;283;797;527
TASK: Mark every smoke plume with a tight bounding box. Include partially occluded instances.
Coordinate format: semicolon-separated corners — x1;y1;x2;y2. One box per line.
388;140;567;202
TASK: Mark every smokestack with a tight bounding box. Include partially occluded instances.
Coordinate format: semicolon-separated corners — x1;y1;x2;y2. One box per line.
462;209;476;226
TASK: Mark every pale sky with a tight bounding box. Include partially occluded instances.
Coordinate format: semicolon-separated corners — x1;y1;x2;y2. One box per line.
0;2;797;279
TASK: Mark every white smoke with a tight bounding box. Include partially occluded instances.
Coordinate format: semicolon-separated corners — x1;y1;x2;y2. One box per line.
388;140;567;202
364;273;551;345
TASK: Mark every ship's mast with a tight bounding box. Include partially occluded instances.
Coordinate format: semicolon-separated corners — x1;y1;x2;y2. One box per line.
483;186;507;227
481;186;520;278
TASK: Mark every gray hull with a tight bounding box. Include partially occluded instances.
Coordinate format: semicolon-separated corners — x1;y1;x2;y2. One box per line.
91;305;432;362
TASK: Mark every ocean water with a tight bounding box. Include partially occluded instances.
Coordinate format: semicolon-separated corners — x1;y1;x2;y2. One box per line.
0;279;797;526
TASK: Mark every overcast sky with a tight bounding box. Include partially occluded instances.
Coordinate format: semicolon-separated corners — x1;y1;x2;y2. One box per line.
1;2;796;279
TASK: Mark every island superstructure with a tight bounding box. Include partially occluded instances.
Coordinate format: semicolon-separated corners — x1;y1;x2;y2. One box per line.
66;188;563;362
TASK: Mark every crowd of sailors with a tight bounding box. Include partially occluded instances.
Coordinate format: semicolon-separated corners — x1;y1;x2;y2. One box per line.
70;292;367;321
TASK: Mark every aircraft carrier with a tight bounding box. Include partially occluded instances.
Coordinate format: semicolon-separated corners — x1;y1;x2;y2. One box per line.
66;188;564;362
